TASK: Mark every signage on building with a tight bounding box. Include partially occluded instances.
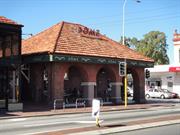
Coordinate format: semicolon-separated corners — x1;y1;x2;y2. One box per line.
169;67;180;72
78;26;100;37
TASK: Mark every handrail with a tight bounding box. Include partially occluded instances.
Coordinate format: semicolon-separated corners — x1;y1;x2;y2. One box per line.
53;99;63;111
54;97;121;110
75;98;104;108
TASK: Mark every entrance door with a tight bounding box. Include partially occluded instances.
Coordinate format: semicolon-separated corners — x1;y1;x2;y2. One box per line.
0;70;7;110
0;74;6;109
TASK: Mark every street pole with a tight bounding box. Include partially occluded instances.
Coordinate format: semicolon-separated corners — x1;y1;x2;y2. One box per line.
122;0;127;45
124;61;127;108
122;0;127;108
122;0;141;108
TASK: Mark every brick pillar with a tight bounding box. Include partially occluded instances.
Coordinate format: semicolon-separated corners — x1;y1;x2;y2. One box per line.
51;63;66;108
30;64;44;103
133;68;146;103
111;82;122;104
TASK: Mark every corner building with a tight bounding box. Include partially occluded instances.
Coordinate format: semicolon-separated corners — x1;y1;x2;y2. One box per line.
22;21;154;107
0;16;23;110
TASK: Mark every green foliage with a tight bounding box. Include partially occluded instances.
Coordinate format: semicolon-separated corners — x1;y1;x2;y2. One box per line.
120;31;169;65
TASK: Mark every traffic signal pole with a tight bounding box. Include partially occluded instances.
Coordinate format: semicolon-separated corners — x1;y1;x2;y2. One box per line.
124;73;127;108
124;61;127;108
119;61;127;108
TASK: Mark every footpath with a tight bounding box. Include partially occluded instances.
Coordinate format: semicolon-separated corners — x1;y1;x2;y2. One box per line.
0;103;177;119
0;103;180;135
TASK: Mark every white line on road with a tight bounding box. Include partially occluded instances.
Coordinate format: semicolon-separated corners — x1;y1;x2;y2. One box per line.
72;120;104;124
8;118;27;122
23;121;72;127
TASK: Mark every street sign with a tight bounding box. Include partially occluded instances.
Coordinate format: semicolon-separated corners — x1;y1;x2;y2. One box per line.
92;99;101;127
92;99;100;118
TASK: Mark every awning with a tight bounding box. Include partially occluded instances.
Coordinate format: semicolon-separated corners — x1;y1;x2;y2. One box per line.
169;66;180;72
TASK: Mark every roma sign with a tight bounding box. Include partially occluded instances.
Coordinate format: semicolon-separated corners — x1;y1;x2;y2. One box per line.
78;26;100;37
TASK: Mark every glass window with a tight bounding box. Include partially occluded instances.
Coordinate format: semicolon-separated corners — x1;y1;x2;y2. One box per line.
179;49;180;63
154;89;158;92
0;37;2;57
12;34;19;56
4;36;11;57
168;82;173;87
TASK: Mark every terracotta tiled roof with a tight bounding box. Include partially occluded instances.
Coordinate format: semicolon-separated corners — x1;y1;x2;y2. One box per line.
22;21;154;62
0;16;20;25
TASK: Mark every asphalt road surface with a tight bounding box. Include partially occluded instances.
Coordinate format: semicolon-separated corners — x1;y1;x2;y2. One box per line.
0;104;180;135
111;124;180;135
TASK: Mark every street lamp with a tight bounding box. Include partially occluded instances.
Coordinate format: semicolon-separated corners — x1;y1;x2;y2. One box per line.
122;0;141;45
122;0;140;108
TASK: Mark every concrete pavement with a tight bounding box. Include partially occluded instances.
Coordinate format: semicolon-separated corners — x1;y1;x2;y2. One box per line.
0;103;178;120
70;120;180;135
37;114;180;135
1;103;180;135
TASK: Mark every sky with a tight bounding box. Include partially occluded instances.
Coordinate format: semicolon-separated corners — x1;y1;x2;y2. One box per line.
0;0;180;64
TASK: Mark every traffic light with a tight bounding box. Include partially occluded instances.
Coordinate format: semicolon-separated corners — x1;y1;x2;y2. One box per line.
145;69;150;78
119;62;126;76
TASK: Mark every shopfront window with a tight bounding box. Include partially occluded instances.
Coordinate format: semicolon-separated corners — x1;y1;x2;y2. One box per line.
168;82;173;87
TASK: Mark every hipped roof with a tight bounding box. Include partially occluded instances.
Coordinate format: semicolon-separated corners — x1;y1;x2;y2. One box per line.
22;21;154;62
0;16;22;26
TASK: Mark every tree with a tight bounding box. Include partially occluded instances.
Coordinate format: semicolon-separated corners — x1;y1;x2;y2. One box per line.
120;31;169;65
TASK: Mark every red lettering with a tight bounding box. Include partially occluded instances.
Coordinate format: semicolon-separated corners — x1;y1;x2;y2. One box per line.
83;27;89;34
96;30;100;36
78;26;100;37
89;29;96;36
78;27;82;33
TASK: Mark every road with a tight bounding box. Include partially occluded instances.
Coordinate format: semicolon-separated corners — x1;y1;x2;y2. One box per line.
111;124;180;135
0;104;180;135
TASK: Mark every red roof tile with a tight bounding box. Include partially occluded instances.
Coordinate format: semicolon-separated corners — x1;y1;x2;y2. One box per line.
22;21;154;62
0;16;21;25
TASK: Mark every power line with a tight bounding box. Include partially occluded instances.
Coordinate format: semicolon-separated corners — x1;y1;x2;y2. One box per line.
86;13;180;26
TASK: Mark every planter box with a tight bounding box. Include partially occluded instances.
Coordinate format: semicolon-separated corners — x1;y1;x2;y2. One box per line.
8;103;23;111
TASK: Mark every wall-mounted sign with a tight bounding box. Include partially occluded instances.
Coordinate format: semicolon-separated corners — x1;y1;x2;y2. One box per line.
78;26;100;37
169;67;180;72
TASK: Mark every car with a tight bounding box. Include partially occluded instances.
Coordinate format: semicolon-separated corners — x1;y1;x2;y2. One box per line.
145;88;172;99
127;87;133;97
161;89;179;98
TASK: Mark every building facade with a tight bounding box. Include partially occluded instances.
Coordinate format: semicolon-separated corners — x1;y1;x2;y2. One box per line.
0;16;23;110
147;30;180;96
21;21;154;108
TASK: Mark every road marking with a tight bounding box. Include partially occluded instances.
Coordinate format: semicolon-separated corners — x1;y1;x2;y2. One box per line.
73;120;104;124
9;118;27;122
24;120;104;127
19;128;73;135
24;121;72;127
